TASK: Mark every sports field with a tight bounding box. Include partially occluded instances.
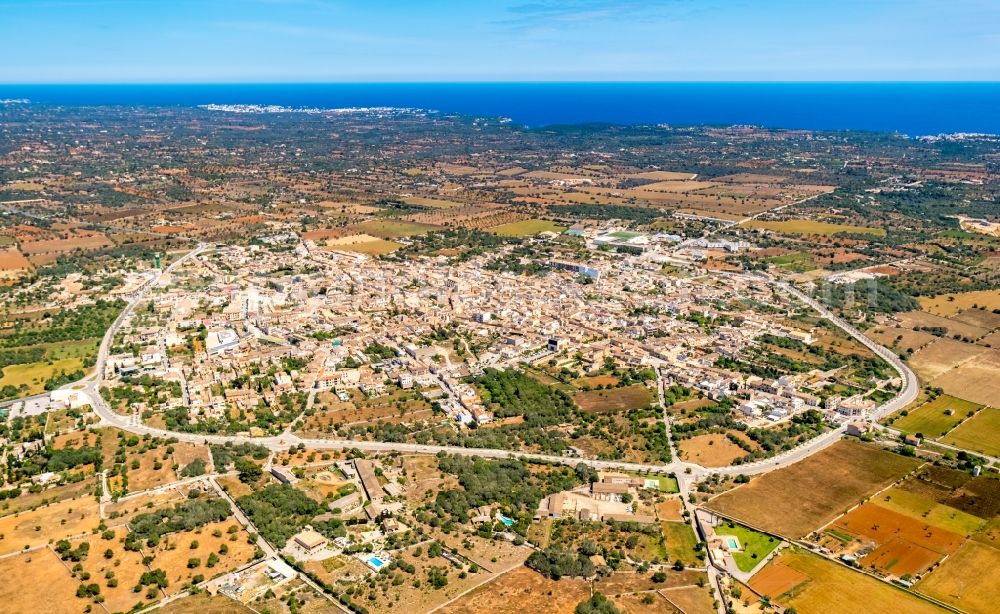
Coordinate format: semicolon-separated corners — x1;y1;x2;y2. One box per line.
488;218;566;237
892;394;982;439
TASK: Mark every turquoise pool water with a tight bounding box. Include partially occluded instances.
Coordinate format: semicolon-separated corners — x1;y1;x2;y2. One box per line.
498;514;514;527
368;556;386;570
725;536;741;550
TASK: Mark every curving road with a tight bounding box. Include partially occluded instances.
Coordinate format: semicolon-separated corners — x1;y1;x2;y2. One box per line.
73;250;919;481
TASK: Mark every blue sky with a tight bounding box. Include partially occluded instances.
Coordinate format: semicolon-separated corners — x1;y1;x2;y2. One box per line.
1;0;997;82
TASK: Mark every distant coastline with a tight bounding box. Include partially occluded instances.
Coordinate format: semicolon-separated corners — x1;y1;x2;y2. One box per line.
2;82;1000;135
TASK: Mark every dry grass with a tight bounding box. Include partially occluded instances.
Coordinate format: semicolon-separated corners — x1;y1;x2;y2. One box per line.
940;407;1000;457
908;338;987;382
705;439;922;538
930;349;1000;408
149;520;259;595
158;593;253;613
437;566;590;614
742;219;885;237
753;548;946;614
0;494;101;555
916;540;1000;614
572;384;653;413
0;548;83;614
919;291;1000;317
678;433;747;467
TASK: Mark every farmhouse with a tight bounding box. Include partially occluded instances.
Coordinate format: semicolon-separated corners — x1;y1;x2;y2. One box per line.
592;481;629;502
292;527;328;553
355;459;385;502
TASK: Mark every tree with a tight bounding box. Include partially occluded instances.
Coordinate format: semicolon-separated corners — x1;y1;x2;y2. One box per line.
235;457;263;483
575;592;622;614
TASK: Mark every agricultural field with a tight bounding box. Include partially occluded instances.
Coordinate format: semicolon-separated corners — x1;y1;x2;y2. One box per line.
916;540;1000;613
907;338;987;381
0;356;87;395
0;491;101;555
571;383;653;413
832;502;965;577
0;548;85;614
876;486;986;536
662;520;701;565
743;219;886;237
919;291;1000;317
748;549;946;614
678;432;749;467
158;594;252;614
149;520;259;595
488;218;566;237
348;219;441;238
705;439;922;538
940;407;1000;457
929;349;1000;408
890;394;982;439
437;566;590;614
321;234;401;255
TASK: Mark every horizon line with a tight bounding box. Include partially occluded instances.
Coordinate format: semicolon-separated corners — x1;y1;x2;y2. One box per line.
3;80;1000;87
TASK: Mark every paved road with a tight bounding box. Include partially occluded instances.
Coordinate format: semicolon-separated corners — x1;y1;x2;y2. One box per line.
74;249;918;482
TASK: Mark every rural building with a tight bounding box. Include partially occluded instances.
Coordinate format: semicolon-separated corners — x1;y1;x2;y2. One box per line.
271;466;298;484
355;459;385;502
292;527;328;553
591;481;629;502
328;491;363;512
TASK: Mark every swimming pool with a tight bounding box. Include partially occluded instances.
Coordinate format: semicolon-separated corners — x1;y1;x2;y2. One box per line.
368;556;387;570
724;536;741;551
498;514;514;527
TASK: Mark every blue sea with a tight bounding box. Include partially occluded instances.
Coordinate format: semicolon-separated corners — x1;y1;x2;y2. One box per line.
2;82;1000;136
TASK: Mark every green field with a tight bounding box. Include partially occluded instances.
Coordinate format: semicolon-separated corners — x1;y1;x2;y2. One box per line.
488;218;566;237
652;475;680;493
941;407;1000;457
0;356;85;395
893;395;983;439
745;219;886;237
875;487;985;536
767;251;817;272
714;522;781;572
348;220;440;239
661;521;700;565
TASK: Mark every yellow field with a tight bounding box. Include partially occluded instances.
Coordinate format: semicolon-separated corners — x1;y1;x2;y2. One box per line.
916;540;1000;613
322;234;401;255
874;487;986;536
940;407;1000;457
0;548;83;614
919;290;1000;317
753;548;946;614
743;219;886;237
348;219;440;238
0;495;101;555
0;356;85;395
627;170;697;181
488;218;566;237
